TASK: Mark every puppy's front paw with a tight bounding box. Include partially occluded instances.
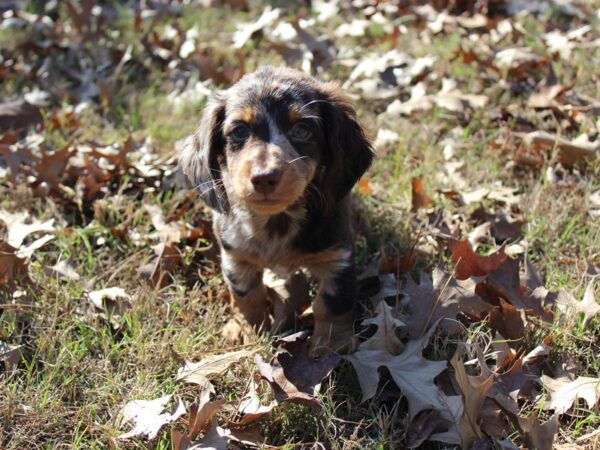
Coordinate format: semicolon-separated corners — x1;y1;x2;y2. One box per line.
221;317;247;343
309;316;357;358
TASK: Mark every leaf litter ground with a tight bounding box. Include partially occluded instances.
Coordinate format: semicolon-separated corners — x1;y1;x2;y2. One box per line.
1;1;599;449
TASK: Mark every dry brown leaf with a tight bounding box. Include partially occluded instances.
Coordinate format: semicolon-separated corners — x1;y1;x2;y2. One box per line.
468;222;492;250
411;177;432;212
357;178;373;196
176;350;255;389
540;375;600;414
0;100;43;132
46;259;81;281
187;389;226;439
171;386;230;450
85;287;133;329
450;350;494;449
139;243;183;288
34;146;73;192
486;257;552;320
518;412;560;450
0;241;28;288
488;358;537;417
345;325;447;419
233;6;280;48
255;337;341;409
527;71;573;109
447;239;507;280
1;341;22;372
0;210;55;248
461;186;522;207
145;204;183;245
556;279;599;327
429;395;464;445
494;47;547;79
118;394;186;440
228;378;277;427
386;79;487;116
406;395;463;448
360;300;405;355
518;130;599;167
399;268;491;338
487;300;525;341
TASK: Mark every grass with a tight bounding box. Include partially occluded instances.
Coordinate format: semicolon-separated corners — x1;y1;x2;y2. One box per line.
1;1;600;449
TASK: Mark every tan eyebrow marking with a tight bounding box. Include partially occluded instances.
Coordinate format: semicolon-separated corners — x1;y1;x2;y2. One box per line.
288;105;302;124
231;106;256;124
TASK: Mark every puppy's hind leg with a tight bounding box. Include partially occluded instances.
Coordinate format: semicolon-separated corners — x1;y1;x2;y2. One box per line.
221;251;271;343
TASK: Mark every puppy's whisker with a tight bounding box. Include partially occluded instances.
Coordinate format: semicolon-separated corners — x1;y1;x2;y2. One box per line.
307;183;328;211
194;179;224;196
301;115;323;122
299;99;333;113
288;156;308;164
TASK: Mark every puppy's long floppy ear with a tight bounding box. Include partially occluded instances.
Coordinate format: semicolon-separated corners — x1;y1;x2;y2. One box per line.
316;84;374;206
179;92;229;213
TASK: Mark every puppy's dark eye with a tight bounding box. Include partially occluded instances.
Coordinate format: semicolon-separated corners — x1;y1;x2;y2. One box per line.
230;124;250;142
289;122;313;142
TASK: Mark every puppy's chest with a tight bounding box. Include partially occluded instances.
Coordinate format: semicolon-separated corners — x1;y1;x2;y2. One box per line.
217;211;301;268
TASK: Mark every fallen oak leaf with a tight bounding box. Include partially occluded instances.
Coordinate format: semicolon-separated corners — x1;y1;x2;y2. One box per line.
494;47;547;79
254;337;341;409
0;241;29;288
485;257;553;321
118;394;186;440
518;412;560;450
176;349;255;390
360;300;406;355
357;178;373;196
46;259;81;281
145;204;182;245
171;385;229;450
517;130;599;167
187;389;226;439
386;79;487;117
0;341;22;372
33;145;74;193
539;375;600;414
407;394;464;448
487;300;525;342
399;267;491;338
84;287;133;329
138;243;183;288
345;324;447;419
556;279;600;327
447;239;507;280
227;378;277;427
450;349;494;449
0;100;42;132
411;177;431;212
0;209;55;248
428;394;464;445
460;186;522;207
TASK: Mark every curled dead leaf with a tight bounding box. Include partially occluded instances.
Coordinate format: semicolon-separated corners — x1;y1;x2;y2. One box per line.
118;394;186;440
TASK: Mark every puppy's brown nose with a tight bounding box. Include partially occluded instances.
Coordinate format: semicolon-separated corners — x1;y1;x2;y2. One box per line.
250;168;281;194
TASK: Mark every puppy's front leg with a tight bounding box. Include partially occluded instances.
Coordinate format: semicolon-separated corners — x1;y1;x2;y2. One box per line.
221;250;271;342
309;261;357;357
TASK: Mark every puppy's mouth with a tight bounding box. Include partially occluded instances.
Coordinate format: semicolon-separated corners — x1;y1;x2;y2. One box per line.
246;194;291;214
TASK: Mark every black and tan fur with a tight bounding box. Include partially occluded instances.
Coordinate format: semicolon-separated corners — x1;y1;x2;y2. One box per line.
179;66;374;356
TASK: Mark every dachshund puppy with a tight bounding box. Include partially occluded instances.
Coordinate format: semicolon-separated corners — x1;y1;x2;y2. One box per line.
180;66;374;356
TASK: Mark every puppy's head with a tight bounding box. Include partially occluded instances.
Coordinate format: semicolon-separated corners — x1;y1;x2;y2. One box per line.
180;66;374;215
